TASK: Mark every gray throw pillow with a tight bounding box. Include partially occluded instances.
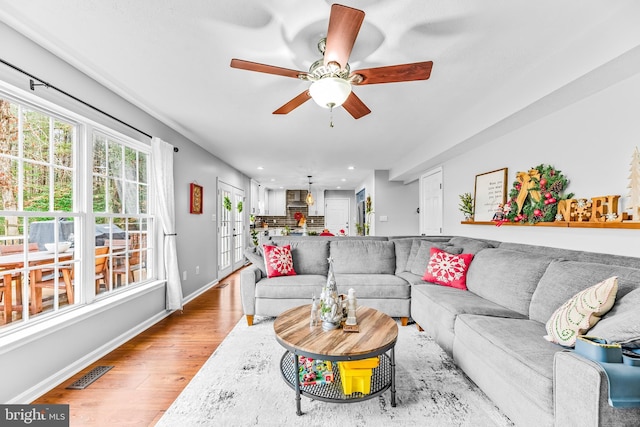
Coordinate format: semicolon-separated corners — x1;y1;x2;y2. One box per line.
589;287;640;348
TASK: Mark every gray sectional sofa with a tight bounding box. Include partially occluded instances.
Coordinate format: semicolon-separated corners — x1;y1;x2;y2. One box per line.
240;235;640;426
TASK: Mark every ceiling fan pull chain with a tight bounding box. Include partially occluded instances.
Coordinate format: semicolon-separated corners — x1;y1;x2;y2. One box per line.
329;103;335;128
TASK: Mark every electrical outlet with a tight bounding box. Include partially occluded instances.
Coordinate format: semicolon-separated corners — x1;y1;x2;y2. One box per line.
183;271;187;280
196;265;200;275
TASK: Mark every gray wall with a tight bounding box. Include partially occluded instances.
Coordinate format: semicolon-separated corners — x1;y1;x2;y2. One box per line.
374;170;420;236
440;58;640;257
0;21;249;403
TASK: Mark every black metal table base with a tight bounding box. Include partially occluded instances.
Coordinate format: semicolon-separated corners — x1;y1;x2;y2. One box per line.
280;349;397;415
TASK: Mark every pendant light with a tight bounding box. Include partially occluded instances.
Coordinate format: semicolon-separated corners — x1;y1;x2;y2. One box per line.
306;176;315;206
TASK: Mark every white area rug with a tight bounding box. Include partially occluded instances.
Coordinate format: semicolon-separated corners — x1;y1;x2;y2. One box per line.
157;317;514;427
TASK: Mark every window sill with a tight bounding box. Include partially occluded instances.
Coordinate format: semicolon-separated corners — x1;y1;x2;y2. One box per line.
0;280;166;354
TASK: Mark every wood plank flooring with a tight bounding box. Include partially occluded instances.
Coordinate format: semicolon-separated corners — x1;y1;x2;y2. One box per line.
33;269;244;426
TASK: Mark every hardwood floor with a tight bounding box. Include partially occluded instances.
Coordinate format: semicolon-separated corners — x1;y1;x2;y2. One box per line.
33;269;244;426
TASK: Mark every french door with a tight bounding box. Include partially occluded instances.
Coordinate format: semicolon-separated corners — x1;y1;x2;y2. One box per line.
218;180;245;279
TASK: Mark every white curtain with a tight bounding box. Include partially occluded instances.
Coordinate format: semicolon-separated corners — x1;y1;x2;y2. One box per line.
151;137;183;310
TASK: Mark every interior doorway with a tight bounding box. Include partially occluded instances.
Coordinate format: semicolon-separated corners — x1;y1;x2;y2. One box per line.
325;198;351;235
419;167;443;235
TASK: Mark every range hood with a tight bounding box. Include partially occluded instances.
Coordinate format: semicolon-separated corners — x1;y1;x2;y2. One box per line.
287;190;308;208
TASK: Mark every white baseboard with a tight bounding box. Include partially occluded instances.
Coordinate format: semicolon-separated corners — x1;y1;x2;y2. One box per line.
12;310;171;404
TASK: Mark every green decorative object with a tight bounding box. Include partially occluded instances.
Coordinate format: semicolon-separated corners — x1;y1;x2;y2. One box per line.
458;192;474;220
223;196;232;211
237;201;243;213
504;164;574;224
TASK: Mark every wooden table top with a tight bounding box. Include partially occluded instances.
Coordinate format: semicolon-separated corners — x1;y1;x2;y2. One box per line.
274;304;398;359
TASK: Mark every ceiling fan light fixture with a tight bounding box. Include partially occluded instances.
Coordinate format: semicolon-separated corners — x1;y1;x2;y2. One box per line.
309;77;352;108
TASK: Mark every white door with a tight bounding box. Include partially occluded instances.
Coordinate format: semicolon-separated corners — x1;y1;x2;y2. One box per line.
325;198;350;235
218;181;245;278
232;188;245;271
420;167;443;235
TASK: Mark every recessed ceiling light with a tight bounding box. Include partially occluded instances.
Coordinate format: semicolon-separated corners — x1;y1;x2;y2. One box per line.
270;178;275;181
336;186;341;189
341;178;346;182
257;166;264;170
348;166;355;170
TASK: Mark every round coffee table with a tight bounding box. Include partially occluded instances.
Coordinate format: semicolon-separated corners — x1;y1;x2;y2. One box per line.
274;304;398;415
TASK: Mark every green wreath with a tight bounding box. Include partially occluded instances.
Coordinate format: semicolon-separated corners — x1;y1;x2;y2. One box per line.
504;164;573;224
223;196;232;211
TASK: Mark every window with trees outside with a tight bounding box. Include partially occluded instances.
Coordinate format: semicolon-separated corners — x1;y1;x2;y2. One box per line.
0;90;153;331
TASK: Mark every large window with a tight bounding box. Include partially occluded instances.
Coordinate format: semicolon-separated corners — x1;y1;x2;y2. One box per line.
92;132;152;295
0;90;154;331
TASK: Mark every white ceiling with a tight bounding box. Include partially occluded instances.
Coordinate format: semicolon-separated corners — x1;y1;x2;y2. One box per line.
1;1;639;190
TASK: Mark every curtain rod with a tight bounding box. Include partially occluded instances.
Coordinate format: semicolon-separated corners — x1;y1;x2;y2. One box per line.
0;57;152;139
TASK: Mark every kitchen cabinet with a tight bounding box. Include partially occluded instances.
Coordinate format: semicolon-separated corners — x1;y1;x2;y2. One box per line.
250;180;259;214
268;189;286;216
309;188;325;216
256;184;266;215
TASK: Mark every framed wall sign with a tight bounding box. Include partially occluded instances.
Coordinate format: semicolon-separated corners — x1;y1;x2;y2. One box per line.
473;168;508;221
190;183;203;214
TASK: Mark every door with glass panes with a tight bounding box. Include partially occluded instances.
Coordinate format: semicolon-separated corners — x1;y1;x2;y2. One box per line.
218;180;245;278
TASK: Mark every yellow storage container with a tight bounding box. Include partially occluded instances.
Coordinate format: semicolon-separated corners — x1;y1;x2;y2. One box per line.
339;357;379;370
338;362;373;395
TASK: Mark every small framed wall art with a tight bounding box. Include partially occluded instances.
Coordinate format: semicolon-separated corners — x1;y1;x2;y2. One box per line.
473;168;508;221
190;183;203;214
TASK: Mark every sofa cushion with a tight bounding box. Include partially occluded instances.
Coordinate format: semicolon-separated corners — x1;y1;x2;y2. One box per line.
396;271;429;286
270;239;330;276
409;241;462;276
448;236;494;254
411;283;525;354
454;315;559;413
330;240;395;274
255;275;326;298
499;241;640;268
465;249;555;317
588;287;640;348
334;273;410;298
263;245;296;278
544;276;618;347
393;238;415;274
405;239;422;273
529;260;640;324
422;247;473;290
244;246;266;277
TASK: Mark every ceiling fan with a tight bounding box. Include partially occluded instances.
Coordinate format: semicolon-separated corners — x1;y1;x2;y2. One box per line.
230;4;433;119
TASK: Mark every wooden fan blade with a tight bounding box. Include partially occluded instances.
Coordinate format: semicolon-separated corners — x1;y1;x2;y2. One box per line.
342;91;371;119
352;61;433;85
273;91;312;115
230;59;305;79
323;4;365;69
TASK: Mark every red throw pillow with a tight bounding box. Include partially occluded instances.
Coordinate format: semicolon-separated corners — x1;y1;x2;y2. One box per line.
263;244;297;278
422;247;474;290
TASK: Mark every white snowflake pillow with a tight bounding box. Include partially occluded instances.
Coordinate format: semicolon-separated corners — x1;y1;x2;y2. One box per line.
422;247;474;290
263;244;297;278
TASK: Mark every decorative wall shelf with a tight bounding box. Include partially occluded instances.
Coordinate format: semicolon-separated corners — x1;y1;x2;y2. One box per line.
461;221;640;229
